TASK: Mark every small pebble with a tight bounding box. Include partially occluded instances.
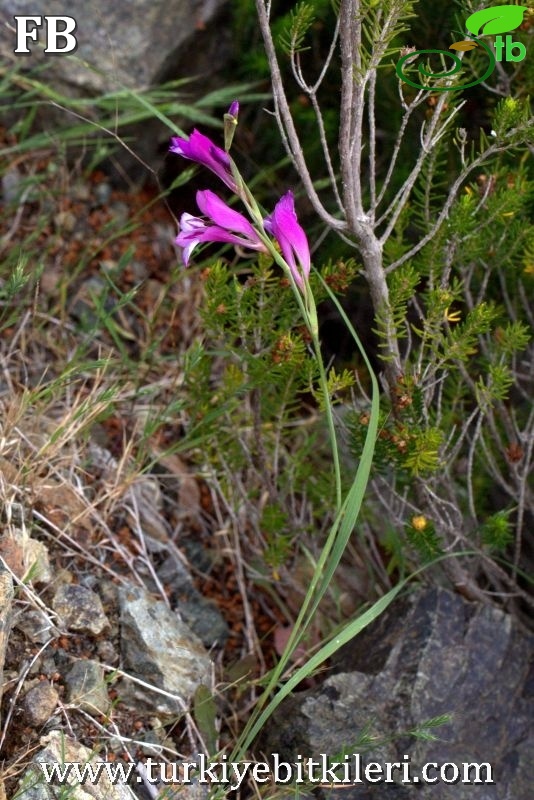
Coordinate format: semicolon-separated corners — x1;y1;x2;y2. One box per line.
22;683;59;727
65;659;111;715
52;584;110;635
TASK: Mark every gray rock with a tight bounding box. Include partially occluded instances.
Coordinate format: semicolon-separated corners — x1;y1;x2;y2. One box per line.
119;582;212;716
93;182;112;206
65;659;111;715
156;556;229;647
25;538;53;584
178;593;229;648
261;587;534;800
136;727;164;758
174;779;211;800
69;276;115;328
0;563;14;724
96;638;119;665
51;583;110;635
40;657;59;677
0;502;51;583
1;0;229;94
15;609;57;644
2;165;23;204
22;683;59;727
16;730;138;799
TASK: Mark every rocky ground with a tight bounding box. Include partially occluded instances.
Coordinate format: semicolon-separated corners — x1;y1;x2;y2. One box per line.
1;129;533;800
0;144;289;798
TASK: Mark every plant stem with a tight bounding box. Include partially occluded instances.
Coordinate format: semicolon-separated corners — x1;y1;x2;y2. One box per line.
311;330;343;511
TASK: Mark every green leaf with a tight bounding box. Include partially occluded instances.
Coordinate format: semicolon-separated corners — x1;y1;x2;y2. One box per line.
404;428;443;475
312;366;355;410
279;2;316;55
465;5;527;37
193;685;218;756
409;714;452;740
228;271;382;761
480;511;514;551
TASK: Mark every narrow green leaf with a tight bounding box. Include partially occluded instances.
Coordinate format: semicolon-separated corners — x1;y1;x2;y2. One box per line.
193;685;218;756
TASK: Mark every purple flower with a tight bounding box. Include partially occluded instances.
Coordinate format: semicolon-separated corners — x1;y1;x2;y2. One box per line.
169;129;237;192
265;191;311;288
176;189;267;265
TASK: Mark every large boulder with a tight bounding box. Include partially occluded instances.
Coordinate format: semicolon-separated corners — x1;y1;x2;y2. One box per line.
1;0;230;94
261;587;534;800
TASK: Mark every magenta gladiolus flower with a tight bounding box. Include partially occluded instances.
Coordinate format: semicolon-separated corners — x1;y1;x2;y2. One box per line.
265;191;311;288
169;129;237;192
175;189;267;265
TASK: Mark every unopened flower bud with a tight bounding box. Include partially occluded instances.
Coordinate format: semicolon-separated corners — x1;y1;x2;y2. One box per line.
224;100;239;152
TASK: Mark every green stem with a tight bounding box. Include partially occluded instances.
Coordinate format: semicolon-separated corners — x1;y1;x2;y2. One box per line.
227;280;378;765
311;329;343;511
232;163;343;509
218;163;347;759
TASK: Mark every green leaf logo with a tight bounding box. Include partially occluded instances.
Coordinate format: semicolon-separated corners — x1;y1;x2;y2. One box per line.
465;4;528;37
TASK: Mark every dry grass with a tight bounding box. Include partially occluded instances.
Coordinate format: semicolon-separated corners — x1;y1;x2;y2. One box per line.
0;139;266;795
2;92;377;797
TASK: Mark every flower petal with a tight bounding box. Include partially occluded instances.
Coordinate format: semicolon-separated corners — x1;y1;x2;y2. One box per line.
178;212;206;235
227;100;239;119
169;129;236;191
175;205;267;265
175;214;205;265
268;191;311;287
196;190;259;239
